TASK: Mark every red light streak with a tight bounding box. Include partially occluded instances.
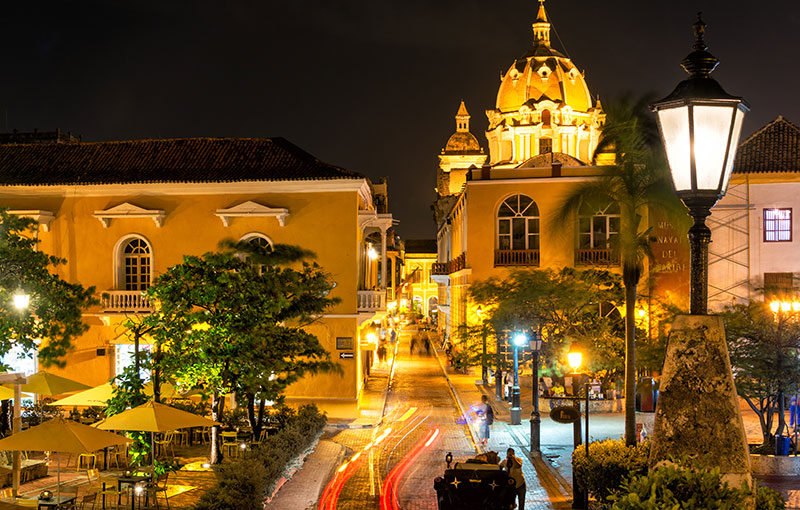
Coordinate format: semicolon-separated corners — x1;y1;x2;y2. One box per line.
380;427;440;510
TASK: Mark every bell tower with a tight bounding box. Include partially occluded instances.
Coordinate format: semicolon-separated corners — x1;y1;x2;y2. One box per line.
437;101;487;198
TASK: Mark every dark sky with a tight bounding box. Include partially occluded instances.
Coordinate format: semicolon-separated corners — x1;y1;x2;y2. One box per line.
1;1;797;239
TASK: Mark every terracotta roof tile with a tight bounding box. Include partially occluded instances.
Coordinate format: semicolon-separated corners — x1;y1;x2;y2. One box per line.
733;116;800;173
0;137;364;185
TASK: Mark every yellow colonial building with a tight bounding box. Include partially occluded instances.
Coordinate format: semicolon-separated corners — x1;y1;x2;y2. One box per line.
433;1;623;339
401;239;439;319
0;134;394;418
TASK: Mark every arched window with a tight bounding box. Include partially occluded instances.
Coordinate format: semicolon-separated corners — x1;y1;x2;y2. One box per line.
122;238;151;290
497;194;540;251
239;233;273;273
578;202;620;250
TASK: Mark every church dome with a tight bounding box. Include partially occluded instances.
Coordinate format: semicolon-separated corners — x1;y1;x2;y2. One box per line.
444;131;482;154
494;1;593;115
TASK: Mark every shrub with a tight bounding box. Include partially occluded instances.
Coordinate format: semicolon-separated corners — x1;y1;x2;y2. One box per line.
572;438;650;501
610;457;749;510
192;404;326;510
756;485;786;510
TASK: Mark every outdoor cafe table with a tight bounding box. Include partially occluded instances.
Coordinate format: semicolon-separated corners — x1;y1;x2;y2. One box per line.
30;495;78;509
117;474;151;510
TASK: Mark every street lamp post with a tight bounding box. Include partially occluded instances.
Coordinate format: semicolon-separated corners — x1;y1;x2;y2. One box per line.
651;12;749;314
529;328;543;455
567;349;585;510
510;332;527;425
648;13;754;489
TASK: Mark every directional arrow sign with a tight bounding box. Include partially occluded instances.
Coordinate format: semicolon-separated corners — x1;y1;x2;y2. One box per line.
339;352;355;359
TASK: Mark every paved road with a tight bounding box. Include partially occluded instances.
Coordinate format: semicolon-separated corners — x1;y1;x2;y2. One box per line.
328;331;475;510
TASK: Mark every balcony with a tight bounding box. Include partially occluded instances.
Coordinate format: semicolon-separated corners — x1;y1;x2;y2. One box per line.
101;290;153;313
494;249;540;267
576;249;620;266
431;253;466;275
357;290;386;313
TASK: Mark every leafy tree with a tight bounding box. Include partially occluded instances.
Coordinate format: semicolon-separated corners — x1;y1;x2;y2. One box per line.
554;95;681;445
146;243;339;463
106;363;150;468
469;267;627;386
0;210;97;368
722;301;800;444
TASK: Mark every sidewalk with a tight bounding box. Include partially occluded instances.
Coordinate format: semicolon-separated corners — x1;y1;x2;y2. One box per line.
433;348;572;509
264;439;346;510
326;354;395;430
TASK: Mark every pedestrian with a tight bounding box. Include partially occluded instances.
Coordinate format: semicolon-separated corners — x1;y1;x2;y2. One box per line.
504;373;512;403
424;330;432;355
377;342;386;364
389;328;397;344
504;448;526;510
791;396;799;430
477;394;494;446
410;333;418;355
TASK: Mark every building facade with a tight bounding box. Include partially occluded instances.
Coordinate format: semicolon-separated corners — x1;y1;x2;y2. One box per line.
433;1;620;340
0;136;394;418
402;239;438;318
709;116;800;309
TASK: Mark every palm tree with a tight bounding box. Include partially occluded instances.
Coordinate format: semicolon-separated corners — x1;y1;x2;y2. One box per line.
555;95;680;446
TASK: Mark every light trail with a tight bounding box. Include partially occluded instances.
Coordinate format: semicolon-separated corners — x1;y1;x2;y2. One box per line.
380;426;441;510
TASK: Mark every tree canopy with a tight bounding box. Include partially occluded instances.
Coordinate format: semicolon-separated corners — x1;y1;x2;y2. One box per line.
145;242;340;462
722;301;800;443
0;210;97;368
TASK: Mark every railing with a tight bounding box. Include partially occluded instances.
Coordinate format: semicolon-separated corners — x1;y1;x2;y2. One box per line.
494;249;540;267
101;290;153;313
357;290;386;313
431;253;467;275
575;249;620;266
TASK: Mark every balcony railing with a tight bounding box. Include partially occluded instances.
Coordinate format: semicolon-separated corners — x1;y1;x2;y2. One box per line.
102;290;153;313
494;249;540;267
576;249;620;266
431;253;466;275
357;290;386;313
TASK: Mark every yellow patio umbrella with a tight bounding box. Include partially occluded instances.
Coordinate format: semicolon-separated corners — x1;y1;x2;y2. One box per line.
53;381;203;407
0;417;129;502
0;387;30;401
10;371;91;396
96;401;219;470
95;401;218;432
51;382;115;407
0;500;36;509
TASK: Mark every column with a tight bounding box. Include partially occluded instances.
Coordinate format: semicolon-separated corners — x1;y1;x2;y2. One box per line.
380;229;387;293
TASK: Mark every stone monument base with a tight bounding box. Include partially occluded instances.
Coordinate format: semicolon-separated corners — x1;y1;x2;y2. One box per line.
649;315;752;491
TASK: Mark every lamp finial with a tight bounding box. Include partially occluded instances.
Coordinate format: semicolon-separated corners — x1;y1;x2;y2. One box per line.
680;12;719;78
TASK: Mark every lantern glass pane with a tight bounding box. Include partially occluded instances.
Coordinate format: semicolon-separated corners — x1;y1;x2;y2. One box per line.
693;105;733;191
657;107;691;192
720;107;746;193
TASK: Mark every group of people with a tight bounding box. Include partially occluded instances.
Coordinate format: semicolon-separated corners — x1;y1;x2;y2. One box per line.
474;394;526;509
409;327;433;355
466;440;527;510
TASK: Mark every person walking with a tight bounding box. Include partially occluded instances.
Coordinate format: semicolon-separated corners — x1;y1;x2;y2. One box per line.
504;448;526;510
476;394;494;446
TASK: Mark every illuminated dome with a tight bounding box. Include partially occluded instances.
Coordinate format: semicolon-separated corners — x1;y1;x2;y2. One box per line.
442;101;483;155
485;0;605;166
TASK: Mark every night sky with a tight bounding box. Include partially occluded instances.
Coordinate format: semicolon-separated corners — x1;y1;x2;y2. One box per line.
1;1;797;239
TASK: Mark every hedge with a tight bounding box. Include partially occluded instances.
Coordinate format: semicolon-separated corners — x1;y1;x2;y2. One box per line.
193;404;327;510
572;438;651;501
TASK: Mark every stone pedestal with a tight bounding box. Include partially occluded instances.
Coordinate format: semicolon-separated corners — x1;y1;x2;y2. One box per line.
649;315;751;490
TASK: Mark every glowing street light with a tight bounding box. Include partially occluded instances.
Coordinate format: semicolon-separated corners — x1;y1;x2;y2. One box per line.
509;331;527;425
568;351;582;372
12;289;29;310
652;13;748;315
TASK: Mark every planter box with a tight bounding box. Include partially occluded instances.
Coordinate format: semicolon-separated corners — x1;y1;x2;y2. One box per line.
750;454;800;476
542;397;625;414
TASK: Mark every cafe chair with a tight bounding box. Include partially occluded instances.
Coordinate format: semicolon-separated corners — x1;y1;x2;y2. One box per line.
192;427;210;445
78;492;97;510
77;452;97;469
0;488;13;499
58;485;80;510
249;429;267;449
154;432;175;460
145;472;171;509
220;431;240;458
108;445;127;469
87;468;125;510
11;499;38;508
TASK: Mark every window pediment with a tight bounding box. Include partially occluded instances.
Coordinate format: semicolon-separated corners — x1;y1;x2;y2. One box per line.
94;202;166;228
8;210;55;232
215;201;289;227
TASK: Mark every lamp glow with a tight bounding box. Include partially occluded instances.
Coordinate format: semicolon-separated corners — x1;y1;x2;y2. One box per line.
13;290;29;310
770;301;780;313
567;351;582;371
513;333;527;347
366;332;377;344
637;309;646;318
781;301;792;313
368;246;378;260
